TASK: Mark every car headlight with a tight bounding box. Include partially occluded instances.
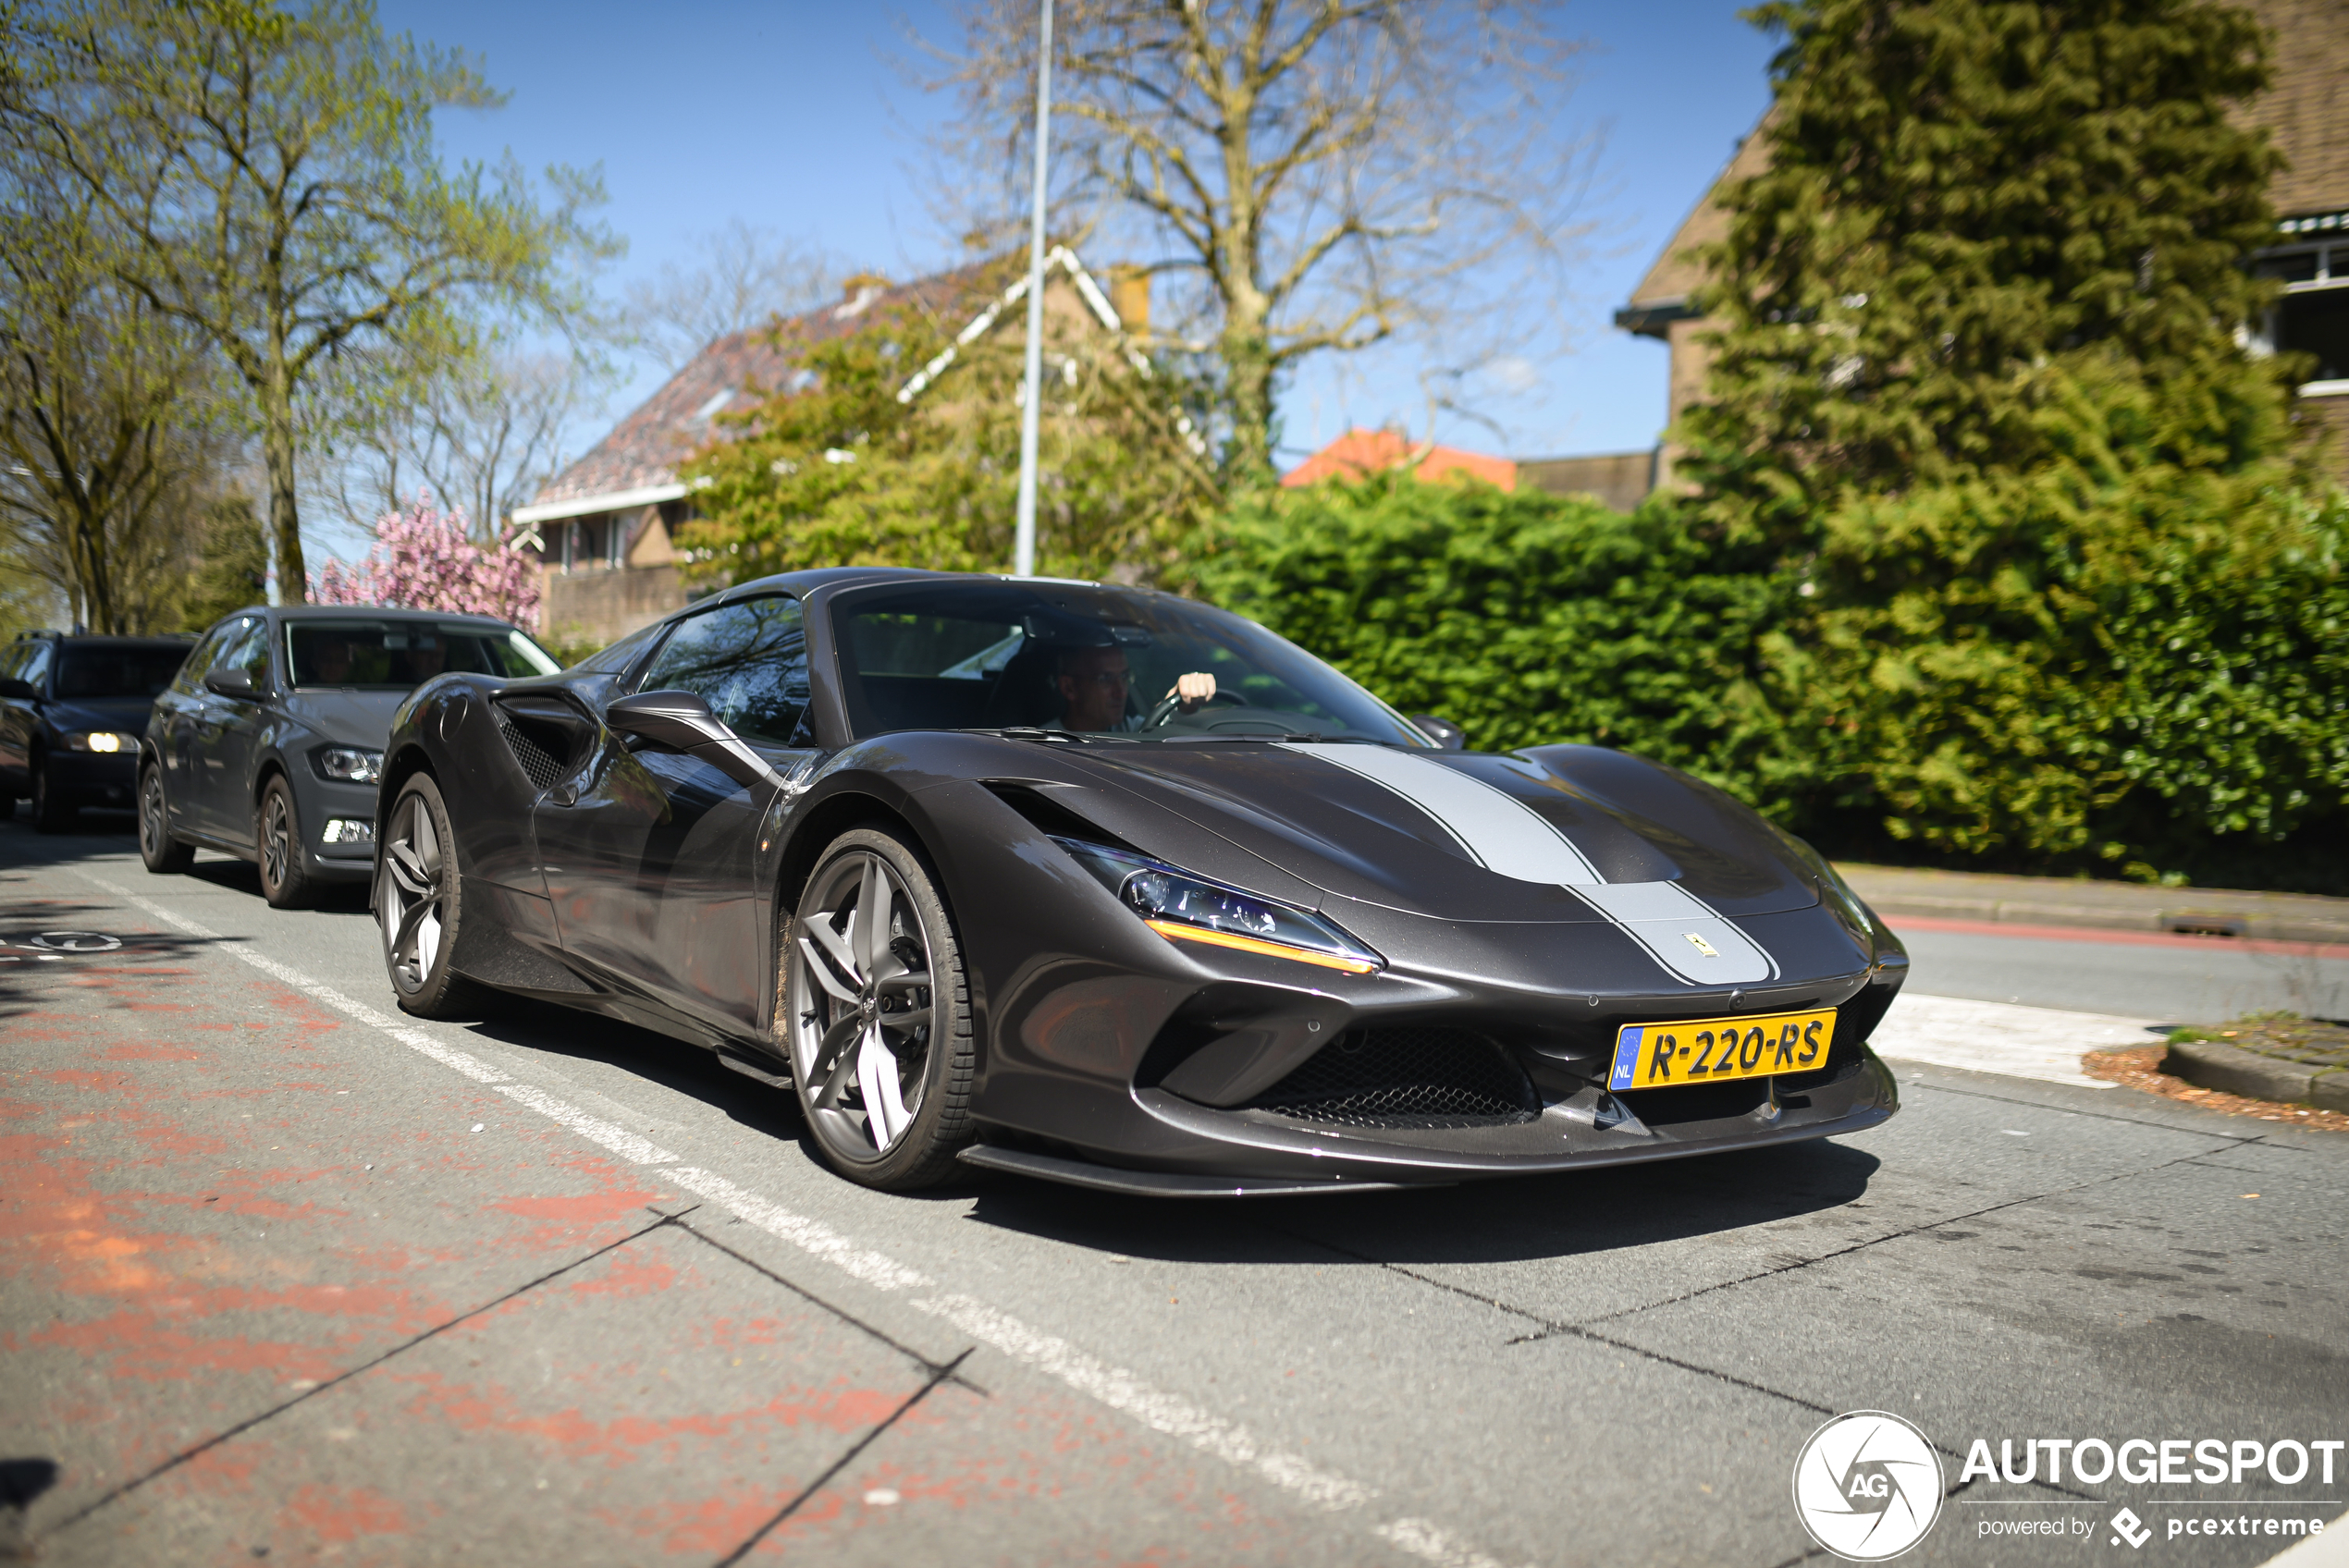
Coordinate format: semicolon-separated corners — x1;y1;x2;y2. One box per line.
311;745;384;785
63;731;137;753
1053;838;1383;974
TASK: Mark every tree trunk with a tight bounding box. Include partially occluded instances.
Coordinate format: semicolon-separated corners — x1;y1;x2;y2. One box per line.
260;374;306;602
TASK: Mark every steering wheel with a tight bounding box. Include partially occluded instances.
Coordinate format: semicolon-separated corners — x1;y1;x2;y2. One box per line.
1141;688;1250;730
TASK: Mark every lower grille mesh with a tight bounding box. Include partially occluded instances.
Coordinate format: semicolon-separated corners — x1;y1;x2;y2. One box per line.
1244;1027;1540;1129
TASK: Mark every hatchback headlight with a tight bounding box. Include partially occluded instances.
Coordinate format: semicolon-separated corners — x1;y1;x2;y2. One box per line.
64;731;137;753
1053;839;1383;974
312;745;383;785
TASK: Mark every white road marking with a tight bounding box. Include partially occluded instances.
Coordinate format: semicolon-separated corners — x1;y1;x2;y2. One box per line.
67;865;1548;1568
496;1084;678;1166
910;1290;1371;1512
1871;992;2154;1088
665;1166;931;1292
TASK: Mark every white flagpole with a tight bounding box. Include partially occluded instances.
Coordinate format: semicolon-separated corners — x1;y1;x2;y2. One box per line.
1013;0;1054;579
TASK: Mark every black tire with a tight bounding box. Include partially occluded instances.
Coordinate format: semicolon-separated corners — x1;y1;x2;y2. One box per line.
377;773;489;1019
782;827;975;1191
139;764;196;874
255;775;312;908
31;755;73;833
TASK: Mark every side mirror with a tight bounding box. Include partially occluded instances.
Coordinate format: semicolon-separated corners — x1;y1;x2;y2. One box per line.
203;668;258;700
607;689;785;791
0;677;34;701
1411;714;1468;751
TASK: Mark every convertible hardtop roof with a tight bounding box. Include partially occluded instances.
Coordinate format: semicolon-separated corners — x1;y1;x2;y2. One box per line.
712;566;1180;606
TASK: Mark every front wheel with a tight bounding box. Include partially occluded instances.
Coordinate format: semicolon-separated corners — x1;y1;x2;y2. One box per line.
783;828;975;1190
30;756;73;833
139;765;195;873
378;774;487;1019
256;776;312;908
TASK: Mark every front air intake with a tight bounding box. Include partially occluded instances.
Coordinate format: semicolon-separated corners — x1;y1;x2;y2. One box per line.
1242;1027;1541;1130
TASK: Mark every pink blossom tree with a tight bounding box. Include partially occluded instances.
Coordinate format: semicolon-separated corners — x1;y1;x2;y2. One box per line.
311;493;542;630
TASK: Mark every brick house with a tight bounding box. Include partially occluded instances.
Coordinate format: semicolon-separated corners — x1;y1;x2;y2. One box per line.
1616;0;2349;489
515;251;1150;648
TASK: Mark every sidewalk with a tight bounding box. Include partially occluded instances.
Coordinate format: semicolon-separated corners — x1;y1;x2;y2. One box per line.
1837;863;2349;947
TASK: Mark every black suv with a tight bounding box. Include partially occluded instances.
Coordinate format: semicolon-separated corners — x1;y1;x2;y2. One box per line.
0;631;195;830
140;605;560;906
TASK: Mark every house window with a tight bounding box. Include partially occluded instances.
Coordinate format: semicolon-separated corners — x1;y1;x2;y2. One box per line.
2255;239;2349;392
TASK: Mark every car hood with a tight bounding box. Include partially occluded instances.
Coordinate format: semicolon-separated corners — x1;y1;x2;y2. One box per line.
46;697;157;734
278;690;409;749
1056;741;1822;925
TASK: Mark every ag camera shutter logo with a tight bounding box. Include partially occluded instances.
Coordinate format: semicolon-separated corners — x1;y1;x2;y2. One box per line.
1792;1411;1944;1561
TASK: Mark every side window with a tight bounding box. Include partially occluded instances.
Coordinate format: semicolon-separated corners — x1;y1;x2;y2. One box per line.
221;619;271;683
19;642;54;692
172;624;235;692
0;644;22;682
636;596;810;747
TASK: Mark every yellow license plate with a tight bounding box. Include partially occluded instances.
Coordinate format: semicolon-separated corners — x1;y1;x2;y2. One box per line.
1607;1008;1836;1091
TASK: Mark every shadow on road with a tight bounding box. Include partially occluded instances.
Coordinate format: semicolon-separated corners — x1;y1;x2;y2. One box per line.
463;1004;810;1148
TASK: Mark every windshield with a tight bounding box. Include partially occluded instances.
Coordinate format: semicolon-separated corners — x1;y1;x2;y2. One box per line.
287;620;560;691
830;581;1429;746
55;645;191;700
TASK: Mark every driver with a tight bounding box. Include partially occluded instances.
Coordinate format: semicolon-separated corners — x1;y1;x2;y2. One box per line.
1052;645;1216;732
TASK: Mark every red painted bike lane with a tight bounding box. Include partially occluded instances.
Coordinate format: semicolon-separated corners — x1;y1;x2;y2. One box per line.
0;855;1318;1566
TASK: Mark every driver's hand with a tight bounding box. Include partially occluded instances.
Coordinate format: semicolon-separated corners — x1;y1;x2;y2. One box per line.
1170;671;1216;712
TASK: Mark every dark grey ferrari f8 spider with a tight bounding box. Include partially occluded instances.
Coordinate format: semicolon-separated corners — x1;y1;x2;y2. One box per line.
374;568;1905;1194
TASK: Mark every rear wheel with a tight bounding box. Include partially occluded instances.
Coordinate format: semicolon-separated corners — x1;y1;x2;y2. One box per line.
256;776;312;908
378;774;487;1019
31;755;72;833
784;828;974;1190
139;765;195;874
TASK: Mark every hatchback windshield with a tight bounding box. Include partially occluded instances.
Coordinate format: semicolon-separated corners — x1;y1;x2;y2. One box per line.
829;581;1428;745
56;645;191;700
286;620;560;690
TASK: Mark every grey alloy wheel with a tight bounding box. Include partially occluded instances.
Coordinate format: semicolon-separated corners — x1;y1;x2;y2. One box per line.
785;829;973;1189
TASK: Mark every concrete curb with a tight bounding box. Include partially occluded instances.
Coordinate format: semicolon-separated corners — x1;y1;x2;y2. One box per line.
2164;1038;2349;1110
1837;863;2349;945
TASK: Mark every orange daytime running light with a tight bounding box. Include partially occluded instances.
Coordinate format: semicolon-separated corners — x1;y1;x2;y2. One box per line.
1143;919;1380;974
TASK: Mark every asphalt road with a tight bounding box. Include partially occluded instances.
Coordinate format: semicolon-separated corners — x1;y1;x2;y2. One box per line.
6;812;2345;1567
1896;925;2349;1026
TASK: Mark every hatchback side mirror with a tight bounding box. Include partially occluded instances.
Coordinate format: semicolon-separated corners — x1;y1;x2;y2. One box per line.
203;668;258;699
0;677;33;701
1412;714;1468;751
607;689;786;791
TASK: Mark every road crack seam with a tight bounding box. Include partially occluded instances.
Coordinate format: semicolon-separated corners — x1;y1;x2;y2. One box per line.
710;1348;972;1568
44;1208;696;1537
1900;1074;2277;1143
667;1212;986;1393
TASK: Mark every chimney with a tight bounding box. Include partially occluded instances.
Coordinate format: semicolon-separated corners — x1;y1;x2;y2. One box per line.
1109;265;1150;337
834;272;892;320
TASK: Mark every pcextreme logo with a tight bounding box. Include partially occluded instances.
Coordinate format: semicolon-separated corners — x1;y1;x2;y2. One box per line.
1793;1411;1945;1562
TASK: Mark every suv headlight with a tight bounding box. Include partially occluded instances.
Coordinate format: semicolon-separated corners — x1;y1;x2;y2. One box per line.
312;745;383;785
63;731;138;753
1054;838;1383;974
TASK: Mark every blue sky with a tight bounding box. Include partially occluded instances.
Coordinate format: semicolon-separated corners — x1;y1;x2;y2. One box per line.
379;0;1776;470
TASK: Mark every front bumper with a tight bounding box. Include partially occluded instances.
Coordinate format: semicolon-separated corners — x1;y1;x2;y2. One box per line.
287;771;380;884
43;751;137;806
974;1047;1898;1192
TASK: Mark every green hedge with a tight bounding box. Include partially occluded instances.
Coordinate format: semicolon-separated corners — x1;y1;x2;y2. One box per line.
1195;472;2349;893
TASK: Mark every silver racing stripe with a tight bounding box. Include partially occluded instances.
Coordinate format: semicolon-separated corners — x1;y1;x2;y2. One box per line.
1278;743;1602;885
1279;743;1777;986
1569;880;1777;985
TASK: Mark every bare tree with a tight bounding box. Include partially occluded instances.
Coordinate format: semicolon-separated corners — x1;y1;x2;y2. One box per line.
305;340;616;543
919;1;1596;483
625;219;842;374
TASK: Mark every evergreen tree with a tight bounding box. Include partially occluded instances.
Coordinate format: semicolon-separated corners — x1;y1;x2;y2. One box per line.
1681;0;2294;538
